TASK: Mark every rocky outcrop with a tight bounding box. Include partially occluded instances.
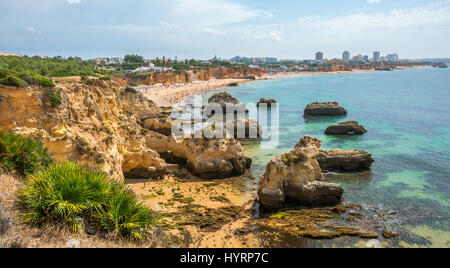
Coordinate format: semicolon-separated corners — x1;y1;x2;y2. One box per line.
205;92;247;114
257;98;277;107
304;102;348;117
325;120;367;135
141;115;173;136
145;126;251;179
208;92;240;106
258;136;344;210
317;150;374;172
0;78;167;180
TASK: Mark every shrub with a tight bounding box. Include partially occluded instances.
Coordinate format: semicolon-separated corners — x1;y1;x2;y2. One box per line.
0;70;55;88
85;79;94;86
280;151;307;166
98;76;111;81
99;185;155;240
0;132;53;177
34;76;55;87
125;86;137;94
46;90;62;108
19;162;155;240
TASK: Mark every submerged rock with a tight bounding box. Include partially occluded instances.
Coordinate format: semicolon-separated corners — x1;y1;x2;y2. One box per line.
304;102;348;117
317;149;374;172
258;136;344;210
325;120;367;135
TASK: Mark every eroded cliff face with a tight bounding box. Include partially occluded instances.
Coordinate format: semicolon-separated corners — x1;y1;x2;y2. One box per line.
0;78;166;180
134;67;265;86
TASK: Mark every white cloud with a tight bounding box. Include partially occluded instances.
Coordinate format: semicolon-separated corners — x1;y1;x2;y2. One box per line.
295;5;450;35
67;0;81;4
165;0;272;27
26;27;42;35
368;0;381;4
268;31;282;42
242;30;283;42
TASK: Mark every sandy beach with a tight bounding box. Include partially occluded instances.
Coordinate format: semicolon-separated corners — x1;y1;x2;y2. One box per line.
140;67;428;107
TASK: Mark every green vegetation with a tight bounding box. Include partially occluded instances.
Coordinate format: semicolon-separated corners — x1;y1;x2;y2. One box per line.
280;151;307;166
0;56;106;77
84;79;94;86
0;69;55;88
125;86;137;94
19;162;155;240
0;132;53;177
46;90;62;108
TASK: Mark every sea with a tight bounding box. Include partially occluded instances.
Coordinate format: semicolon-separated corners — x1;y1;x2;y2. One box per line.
182;67;450;248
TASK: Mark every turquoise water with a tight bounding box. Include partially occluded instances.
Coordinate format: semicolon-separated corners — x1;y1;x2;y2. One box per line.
187;68;450;247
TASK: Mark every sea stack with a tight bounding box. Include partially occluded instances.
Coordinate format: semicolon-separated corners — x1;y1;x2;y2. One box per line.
304;102;348;117
325;120;367;135
257;98;277;107
258;136;344;210
205;92;247;114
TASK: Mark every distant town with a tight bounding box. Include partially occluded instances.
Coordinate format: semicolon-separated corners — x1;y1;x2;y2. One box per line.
1;50;449;75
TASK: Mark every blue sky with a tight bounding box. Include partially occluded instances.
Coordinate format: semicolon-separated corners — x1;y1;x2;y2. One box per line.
1;0;450;59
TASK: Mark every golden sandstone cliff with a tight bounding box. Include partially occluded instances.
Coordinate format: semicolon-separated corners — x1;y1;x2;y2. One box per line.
130;66;265;85
0;77;250;181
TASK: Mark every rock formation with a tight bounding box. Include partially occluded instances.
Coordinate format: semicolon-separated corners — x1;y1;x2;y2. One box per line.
145;126;251;179
0;77;253;181
325;120;367;135
304;102;348;117
227;82;239;87
257;98;277;107
317;149;374;172
258;136;344;210
0;79;168;180
205;92;247;114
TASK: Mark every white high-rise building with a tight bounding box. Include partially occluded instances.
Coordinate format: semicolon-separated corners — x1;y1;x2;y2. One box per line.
387;54;400;62
373;51;381;62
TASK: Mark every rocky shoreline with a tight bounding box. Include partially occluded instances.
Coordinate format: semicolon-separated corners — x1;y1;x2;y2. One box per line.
0;74;399;248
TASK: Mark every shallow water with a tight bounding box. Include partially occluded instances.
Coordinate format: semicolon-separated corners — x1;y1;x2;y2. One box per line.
183;68;450;248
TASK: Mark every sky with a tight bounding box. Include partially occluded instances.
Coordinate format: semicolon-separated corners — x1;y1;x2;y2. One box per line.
1;0;450;60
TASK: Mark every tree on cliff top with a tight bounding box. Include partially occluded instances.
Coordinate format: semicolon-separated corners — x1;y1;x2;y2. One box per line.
124;55;144;64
